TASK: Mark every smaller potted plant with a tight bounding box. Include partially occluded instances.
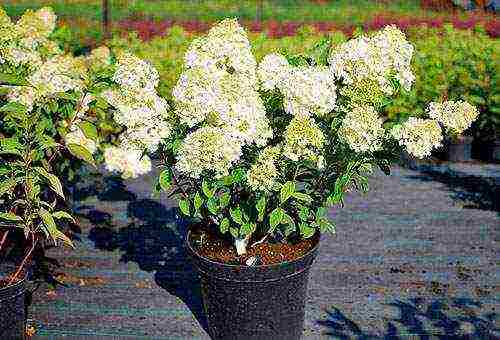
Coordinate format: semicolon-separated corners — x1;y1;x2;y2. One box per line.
105;20;479;339
0;6;156;337
427;101;479;162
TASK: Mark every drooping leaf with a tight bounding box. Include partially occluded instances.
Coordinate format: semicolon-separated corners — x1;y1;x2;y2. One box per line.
0;177;18;197
280;181;296;204
219;192;231;208
39;208;74;248
293;192;313;203
67;143;95;166
52;211;76;223
229;227;239;239
299;207;310;221
299;222;316;238
178;199;191;216
241;223;256;236
34;167;65;199
256;196;266;222
194;192;203;211
269;208;285;231
0;212;22;222
78;121;99;141
206;197;219;215
202;180;214;198
219;217;230;234
230;207;244;225
159;168;173;191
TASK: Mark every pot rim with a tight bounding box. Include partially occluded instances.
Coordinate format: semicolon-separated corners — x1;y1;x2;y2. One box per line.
186;229;320;269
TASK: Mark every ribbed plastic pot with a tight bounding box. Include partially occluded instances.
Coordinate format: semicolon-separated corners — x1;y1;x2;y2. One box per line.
447;136;473;162
0;267;27;340
187;232;320;340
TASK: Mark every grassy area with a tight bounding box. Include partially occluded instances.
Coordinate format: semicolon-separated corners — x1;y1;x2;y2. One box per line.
2;0;429;24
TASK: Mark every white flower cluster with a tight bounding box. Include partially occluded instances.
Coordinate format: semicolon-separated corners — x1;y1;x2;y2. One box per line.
247;146;281;192
339;105;385;153
329;25;415;95
176;127;242;179
104;145;152;179
172;19;272;178
0;7;59;69
283;115;325;162
28;54;86;97
392;118;443;158
280;66;337;117
102;53;171;178
427;100;479;135
258;54;337;117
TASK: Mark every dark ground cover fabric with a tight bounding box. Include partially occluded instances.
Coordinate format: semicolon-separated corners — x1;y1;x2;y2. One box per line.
29;163;499;339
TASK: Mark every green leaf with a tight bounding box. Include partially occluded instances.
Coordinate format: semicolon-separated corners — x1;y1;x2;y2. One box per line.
39;208;74;248
0;73;28;86
159;169;173;191
299;222;316;238
0;101;27;116
299;207;310;221
282;213;295;228
0;177;18;197
206;197;219;214
79;121;98;141
219;192;231;208
67;143;95;166
317;218;336;234
256;196;266;222
52;211;75;223
241;223;256;236
280;181;296;204
0;138;23;156
229;227;239;239
178;199;191;216
194;192;203;211
293;192;313;203
34;167;65;200
230;207;244;225
269;208;285;231
0;212;22;222
202;180;214;198
219;217;230;234
231;168;246;183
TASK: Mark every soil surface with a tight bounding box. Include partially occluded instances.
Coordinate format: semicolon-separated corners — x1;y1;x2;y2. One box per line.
191;228;318;265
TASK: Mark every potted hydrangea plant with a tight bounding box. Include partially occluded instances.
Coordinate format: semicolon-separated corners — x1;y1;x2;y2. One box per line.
426;101;479;162
103;20;478;339
0;7;162;337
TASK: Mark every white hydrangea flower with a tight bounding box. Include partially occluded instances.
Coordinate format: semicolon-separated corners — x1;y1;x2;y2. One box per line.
104;144;152;179
283;115;325;162
6;86;39;112
338;105;385;153
64;127;97;154
175;127;243;179
87;46;111;70
257;53;290;91
28;55;86;96
427;100;479;135
329;25;414;95
113;53;159;93
247;146;282;192
393;117;443;159
280;66;337;117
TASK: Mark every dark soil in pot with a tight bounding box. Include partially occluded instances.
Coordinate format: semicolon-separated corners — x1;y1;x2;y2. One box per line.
187;229;320;340
0;264;28;340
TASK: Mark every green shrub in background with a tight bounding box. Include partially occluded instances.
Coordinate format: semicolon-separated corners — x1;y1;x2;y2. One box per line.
385;25;500;142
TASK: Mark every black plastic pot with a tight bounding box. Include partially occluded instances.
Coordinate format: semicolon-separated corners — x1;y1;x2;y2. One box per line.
446;136;473;162
187;232;320;340
0;267;27;339
491;139;500;162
